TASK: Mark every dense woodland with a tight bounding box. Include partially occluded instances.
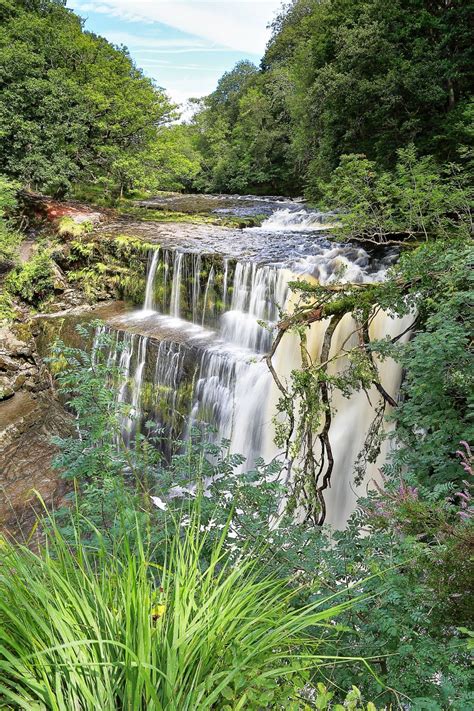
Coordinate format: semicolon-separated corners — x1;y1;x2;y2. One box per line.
0;1;473;709
192;0;473;196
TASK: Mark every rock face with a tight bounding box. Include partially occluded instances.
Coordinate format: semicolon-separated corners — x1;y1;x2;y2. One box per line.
19;189;108;226
0;324;72;537
0;325;50;401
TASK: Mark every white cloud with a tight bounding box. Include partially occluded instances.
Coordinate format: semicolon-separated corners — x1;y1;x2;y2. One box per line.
70;1;283;54
103;31;210;49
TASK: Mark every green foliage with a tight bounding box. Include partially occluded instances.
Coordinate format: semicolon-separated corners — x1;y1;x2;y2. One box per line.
44;326;472;708
141;125;202;193
368;240;474;488
192;0;473;196
0;174;21;264
0;502;371;710
48;324;130;484
0;0;198;198
319;147;472;241
0;290;16;323
6;249;55;304
192;61;294;194
151;441;473;708
60;233;149;303
386;294;473;488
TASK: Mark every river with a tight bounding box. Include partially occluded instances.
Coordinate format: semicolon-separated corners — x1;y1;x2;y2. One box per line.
54;194;411;527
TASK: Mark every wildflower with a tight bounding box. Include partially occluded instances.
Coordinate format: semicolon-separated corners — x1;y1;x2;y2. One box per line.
150;496;167;511
151;604;166;622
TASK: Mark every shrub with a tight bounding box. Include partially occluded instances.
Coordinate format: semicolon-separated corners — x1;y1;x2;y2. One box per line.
0;175;21;264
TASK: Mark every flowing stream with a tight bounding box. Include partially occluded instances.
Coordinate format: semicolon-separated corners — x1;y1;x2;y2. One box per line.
93;205;410;526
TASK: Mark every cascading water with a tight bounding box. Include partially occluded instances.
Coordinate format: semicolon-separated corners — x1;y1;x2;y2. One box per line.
170;252;183;318
260;208;337;232
143;250;160;311
92;203;409;525
123;335;148;446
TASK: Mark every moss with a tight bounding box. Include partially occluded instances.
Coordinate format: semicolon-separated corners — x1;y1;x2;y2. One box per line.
113;273;146;303
57;217;94;239
117;206;265;229
323;295;358;317
11;321;33;342
112;234;155;256
6;251;56;305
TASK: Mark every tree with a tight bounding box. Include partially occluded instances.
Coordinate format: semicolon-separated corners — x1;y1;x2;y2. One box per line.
192;0;474;196
0;0;175;195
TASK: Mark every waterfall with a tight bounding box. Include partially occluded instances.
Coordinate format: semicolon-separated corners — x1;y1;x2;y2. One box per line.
192;254;202;323
123;336;148;446
170;252;184;318
143;249;160;311
201;266;215;326
188;343;272;464
153;341;188;425
94;227;409;525
115;332;135;445
221;263;288;352
222;258;229;311
263;290;413;527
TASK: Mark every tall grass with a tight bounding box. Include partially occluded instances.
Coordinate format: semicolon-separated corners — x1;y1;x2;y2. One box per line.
0;510;366;710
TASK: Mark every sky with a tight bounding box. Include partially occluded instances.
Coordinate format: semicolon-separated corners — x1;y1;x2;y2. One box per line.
67;1;283;109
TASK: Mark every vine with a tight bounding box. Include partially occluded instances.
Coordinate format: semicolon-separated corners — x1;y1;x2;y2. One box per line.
266;279;404;525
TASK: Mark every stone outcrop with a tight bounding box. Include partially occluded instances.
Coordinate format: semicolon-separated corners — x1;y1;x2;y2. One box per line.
19;190;109;226
0;324;50;401
0;323;72;537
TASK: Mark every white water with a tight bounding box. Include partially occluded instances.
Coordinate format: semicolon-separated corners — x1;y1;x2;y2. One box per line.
201;266;215;326
99;207;409;525
143;250;160;311
266;306;412;527
221;262;288;352
260;208;337;232
170;252;183;318
292;246;387;284
124;335;148;446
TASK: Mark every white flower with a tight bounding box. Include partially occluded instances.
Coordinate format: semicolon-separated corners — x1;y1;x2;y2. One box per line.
150;496;167;511
200;518;217;532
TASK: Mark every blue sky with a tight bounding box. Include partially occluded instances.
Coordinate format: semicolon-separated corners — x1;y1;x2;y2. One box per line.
67;1;283;108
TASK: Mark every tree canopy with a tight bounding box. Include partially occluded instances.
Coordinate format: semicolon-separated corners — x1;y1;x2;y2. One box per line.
0;0;201;197
193;0;473;196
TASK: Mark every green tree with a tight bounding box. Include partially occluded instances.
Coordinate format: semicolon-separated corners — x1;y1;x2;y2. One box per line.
0;0;175;195
192;0;473;196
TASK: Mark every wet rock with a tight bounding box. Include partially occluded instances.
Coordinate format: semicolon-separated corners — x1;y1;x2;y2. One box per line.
0;325;50;397
72;211;102;225
0;321;73;537
0;391;72;537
